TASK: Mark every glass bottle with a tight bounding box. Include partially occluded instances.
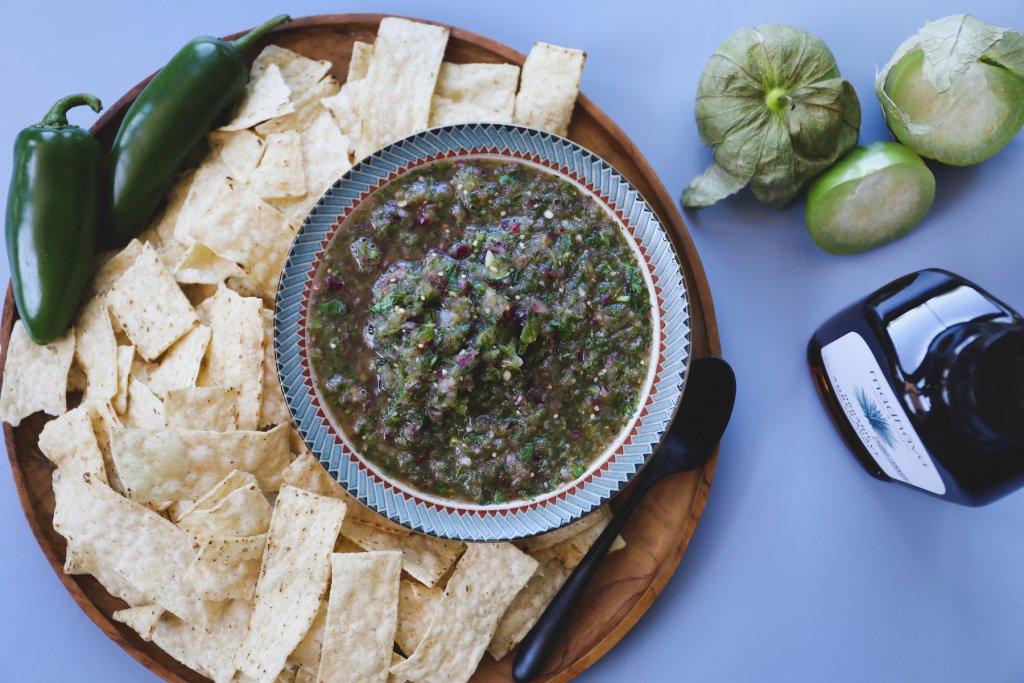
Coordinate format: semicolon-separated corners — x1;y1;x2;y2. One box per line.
808;268;1024;505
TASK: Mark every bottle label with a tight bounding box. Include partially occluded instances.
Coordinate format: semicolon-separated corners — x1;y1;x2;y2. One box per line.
821;331;946;495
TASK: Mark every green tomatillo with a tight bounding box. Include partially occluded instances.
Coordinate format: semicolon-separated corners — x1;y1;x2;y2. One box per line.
805;141;935;255
876;14;1024;166
682;24;862;209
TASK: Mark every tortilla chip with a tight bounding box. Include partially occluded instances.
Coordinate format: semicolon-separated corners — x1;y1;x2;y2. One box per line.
173;170;242;262
62;507;112;573
113;604;164;641
173;157;230;247
182;283;220;308
110;424;291;502
387;654;406;683
73;296;118;401
488;547;565;660
290;597;327;672
338;514;463;590
317;551;402;683
516;505;611;553
174;242;247;286
512;42;585;136
269;111;352;224
62;541;90;576
390;543;538;683
167;500;193;523
63;535;148;605
174;469;254;521
220;62;294;131
395;579;442;657
279;450;336;496
199;286;264;430
85;399;127;492
185;533;267;601
137;170;197;266
543;509;613;568
107;242;199;360
254;75;341;138
302;111;352;198
240;210;296;296
208;129;266;181
0;321;75;426
320;80;366;147
175;173;296;295
348;41;374;81
177;478;273;542
251;45;332;101
165;386;239;431
280;451;464;587
259;309;289;427
112;345;134;413
122;377;165;429
145;324;211;397
67;358;87;392
355;18;449;159
428;62;520;127
38;404;108;483
250;131;307;199
335;535;364;553
52;469;221;626
90;239;144;296
236;486;347;683
489;505;630;659
150;231;190;273
152;598;252;683
489;507;627;658
179;264;265;306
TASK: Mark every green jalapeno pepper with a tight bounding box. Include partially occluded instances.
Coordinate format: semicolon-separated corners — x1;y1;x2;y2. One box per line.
103;13;291;247
6;94;102;344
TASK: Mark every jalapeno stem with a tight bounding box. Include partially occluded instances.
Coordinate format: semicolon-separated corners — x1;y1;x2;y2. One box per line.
40;94;102;128
230;14;292;55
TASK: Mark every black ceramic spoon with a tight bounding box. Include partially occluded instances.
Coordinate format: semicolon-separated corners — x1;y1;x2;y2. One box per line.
512;355;736;683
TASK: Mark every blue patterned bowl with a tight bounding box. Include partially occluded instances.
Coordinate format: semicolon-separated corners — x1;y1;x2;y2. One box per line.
274;123;691;541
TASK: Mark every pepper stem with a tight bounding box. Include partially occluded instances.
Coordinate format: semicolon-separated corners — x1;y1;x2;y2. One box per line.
230;14;292;55
40;94;102;127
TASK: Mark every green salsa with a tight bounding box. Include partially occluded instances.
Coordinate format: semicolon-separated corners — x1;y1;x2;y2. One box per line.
308;159;653;504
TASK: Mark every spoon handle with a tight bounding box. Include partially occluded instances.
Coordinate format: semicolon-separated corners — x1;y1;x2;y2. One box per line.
511;468;658;683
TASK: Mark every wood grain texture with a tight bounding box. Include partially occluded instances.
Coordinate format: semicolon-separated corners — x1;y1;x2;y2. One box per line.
0;14;721;683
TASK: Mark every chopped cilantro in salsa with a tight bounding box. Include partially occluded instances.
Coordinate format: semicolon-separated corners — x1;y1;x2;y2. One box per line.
308;159;652;504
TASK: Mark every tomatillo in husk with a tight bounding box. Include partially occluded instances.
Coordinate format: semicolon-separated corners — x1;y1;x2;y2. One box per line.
682;24;861;209
876;14;1024;166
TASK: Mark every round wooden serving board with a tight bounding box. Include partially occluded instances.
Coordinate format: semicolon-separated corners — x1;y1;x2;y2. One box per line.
0;14;721;683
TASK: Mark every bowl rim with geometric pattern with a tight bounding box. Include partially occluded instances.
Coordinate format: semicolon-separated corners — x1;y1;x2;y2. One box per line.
274;122;691;541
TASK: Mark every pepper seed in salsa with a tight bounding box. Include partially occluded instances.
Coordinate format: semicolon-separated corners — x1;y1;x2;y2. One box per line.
307;159;653;504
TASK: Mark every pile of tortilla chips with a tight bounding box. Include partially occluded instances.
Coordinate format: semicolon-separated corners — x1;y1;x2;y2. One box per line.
0;17;618;683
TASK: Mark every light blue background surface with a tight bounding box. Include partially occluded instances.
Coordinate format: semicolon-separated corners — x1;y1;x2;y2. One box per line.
2;1;1023;681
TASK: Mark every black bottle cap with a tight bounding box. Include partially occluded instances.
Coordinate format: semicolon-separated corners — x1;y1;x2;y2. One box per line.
942;323;1024;447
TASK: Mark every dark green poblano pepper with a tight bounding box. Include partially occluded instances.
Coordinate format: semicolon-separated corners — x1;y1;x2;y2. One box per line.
103;13;291;247
6;94;103;344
